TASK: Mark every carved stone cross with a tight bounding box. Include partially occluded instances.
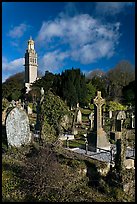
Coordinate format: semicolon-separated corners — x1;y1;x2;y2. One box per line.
93;91;105;130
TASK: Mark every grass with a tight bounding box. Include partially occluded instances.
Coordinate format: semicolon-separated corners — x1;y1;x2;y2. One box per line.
63;138;85;149
2;142;135;202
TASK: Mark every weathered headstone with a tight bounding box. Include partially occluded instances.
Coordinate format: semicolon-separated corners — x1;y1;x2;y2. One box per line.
60;114;70;129
117;111;126;120
2;110;7;125
72;127;78;135
11;100;16;107
76;109;82;124
91;91;110;151
116;111;126;132
131;113;135;128
89;112;94;129
27;106;33;115
109;110;113;118
6;107;31;147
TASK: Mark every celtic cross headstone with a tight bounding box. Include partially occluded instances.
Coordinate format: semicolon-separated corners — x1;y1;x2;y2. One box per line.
90;91;110;152
93;91;105;130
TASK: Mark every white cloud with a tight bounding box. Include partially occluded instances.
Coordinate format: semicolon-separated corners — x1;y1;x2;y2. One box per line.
2;57;25;71
37;14;120;67
10;41;19;47
41;50;69;72
8;23;28;38
95;2;134;15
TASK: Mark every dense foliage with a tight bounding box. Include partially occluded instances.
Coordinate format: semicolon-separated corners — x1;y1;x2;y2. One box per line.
122;80;135;106
2;60;135;108
106;60;135;102
2;72;25;101
61;68;87;107
40;91;72;143
2;98;9;111
107;101;128;111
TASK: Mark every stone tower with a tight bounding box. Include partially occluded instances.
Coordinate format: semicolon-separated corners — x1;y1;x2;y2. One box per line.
25;37;38;93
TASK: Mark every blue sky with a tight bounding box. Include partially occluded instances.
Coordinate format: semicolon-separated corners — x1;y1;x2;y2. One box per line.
2;2;135;82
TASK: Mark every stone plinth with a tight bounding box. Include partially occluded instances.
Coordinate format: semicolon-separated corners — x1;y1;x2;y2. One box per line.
91;129;110;152
110;131;122;141
124;159;134;169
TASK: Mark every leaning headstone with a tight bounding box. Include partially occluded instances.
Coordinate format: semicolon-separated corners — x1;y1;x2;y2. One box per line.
91;91;110;152
6;107;31;147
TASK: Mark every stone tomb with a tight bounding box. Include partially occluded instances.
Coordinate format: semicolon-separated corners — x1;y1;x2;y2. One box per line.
59;133;75;141
6;107;31;147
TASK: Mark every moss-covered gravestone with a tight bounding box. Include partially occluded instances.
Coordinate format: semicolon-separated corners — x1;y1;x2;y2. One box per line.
6;107;31;147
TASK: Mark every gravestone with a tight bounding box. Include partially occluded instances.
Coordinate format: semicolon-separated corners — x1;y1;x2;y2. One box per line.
131;113;135;128
89;112;94;129
76;103;79;108
11;100;16;107
116;111;126;132
91;91;110;151
109;110;112;118
6;107;31;147
117;111;126;120
72;127;78;135
76;109;82;124
60;114;70;129
2;110;6;125
27;106;33;115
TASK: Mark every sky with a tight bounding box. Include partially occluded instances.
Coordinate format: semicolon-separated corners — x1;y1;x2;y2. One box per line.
2;2;135;82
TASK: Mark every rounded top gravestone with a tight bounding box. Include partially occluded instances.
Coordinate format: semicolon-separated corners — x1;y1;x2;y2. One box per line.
116;111;126;120
6;107;31;147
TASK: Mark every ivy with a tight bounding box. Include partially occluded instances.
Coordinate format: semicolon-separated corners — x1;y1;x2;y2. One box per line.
108;101;128;111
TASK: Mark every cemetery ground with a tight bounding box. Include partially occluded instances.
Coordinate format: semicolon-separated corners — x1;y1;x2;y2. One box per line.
2;141;135;202
2;105;135;202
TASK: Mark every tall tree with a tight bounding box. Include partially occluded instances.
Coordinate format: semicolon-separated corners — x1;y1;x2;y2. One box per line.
107;60;135;101
2;72;24;101
122;80;135;106
85;82;96;105
61;68;87;107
